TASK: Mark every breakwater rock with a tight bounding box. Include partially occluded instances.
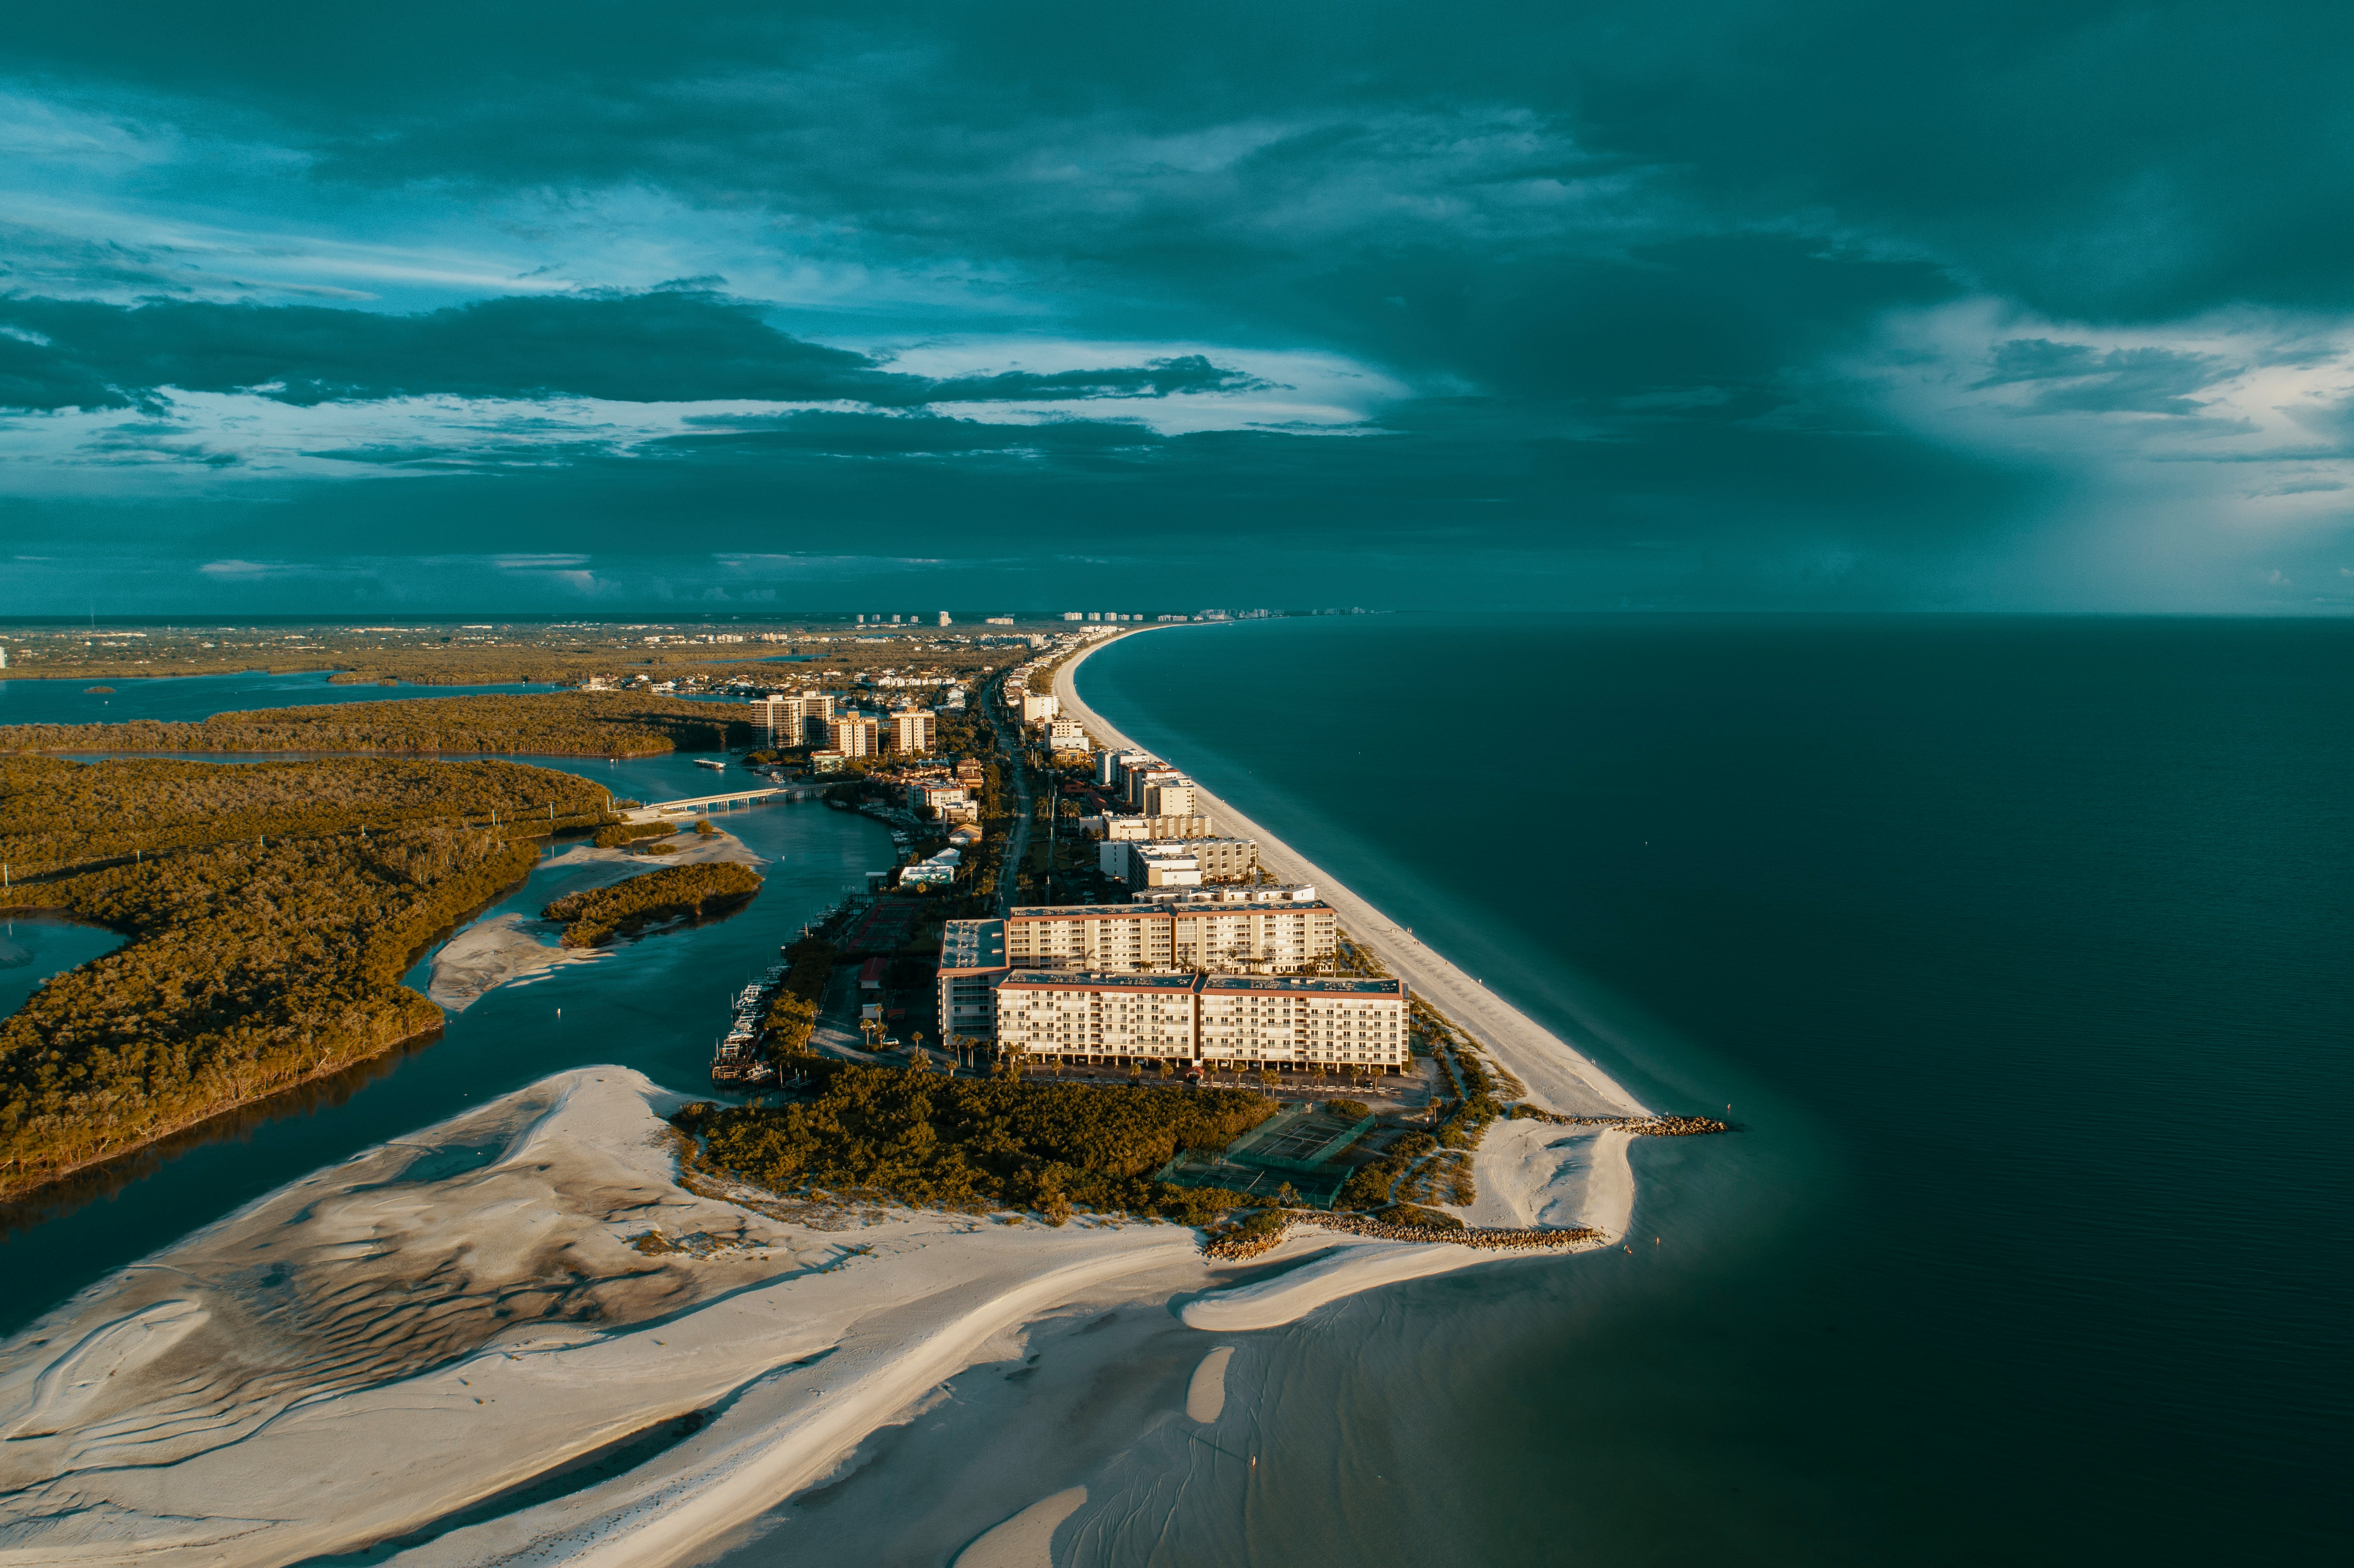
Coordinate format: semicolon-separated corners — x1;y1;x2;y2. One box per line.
1510;1108;1730;1136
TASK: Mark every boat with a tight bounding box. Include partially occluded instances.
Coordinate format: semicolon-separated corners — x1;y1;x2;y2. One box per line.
694;758;728;771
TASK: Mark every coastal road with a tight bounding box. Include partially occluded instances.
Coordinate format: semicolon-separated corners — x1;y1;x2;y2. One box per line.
1054;628;1647;1120
984;675;1031;920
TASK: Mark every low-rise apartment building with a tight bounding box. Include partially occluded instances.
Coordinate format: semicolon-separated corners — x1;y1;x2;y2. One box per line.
1097;814;1214;841
1134;883;1317;905
1099;837;1259;887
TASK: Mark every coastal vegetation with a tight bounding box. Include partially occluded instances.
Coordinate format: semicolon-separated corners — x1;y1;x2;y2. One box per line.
760;936;838;1055
1;755;611;879
591;821;676;849
542;862;762;947
676;1063;1276;1225
0;757;603;1200
0;692;753;759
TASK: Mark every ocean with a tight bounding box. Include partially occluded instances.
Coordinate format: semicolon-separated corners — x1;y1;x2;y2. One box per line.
1056;613;2352;1564
1;616;2345;1565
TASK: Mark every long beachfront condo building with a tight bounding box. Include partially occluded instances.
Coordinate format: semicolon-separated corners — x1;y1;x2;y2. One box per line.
1003;900;1336;971
993;971;1408;1070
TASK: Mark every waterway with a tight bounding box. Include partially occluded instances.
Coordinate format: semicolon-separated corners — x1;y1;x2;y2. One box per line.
0;744;896;1323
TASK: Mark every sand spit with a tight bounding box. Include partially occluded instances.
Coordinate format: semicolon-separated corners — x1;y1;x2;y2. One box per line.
426;911;603;1009
542;826;764;873
1053;630;1648;1120
1180;1235;1499;1331
0;1070;1205;1568
0;1064;1636;1565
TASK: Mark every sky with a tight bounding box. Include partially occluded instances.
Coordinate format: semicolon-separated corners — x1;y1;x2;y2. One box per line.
4;1;2352;614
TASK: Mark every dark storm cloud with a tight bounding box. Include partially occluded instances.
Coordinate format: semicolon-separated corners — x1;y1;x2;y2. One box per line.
1975;339;2231;416
0;291;1258;412
18;1;2354;326
4;2;2348;613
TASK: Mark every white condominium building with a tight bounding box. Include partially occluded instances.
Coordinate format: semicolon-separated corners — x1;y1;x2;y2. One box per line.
1141;779;1197;817
993;971;1407;1069
1123;765;1182;812
1022;692;1061;723
892;709;937;753
1004;899;1335;973
1198;976;1408;1070
996;971;1202;1061
1169;902;1336;970
827;714;880;757
1005;905;1175;970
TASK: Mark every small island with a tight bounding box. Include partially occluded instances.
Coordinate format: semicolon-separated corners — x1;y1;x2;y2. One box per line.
543;862;763;947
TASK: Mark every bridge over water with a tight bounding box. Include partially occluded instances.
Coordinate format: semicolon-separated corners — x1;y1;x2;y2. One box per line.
622;783;826;821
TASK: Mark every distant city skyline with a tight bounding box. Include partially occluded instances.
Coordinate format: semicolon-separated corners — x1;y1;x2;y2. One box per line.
5;3;2351;615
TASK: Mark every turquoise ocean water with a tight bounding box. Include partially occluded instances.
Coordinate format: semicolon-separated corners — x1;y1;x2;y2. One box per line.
1055;613;2352;1565
0;617;2346;1565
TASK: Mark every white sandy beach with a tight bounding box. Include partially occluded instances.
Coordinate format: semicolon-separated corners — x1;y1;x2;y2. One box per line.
0;1066;1582;1568
1053;627;1648;1122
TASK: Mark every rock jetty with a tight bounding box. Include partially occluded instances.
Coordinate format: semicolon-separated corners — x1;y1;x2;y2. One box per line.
1202;1210;1604;1260
1513;1109;1730;1136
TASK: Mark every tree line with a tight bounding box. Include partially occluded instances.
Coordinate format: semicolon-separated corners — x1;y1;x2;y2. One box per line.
677;1062;1277;1226
0;692;755;760
0;755;613;879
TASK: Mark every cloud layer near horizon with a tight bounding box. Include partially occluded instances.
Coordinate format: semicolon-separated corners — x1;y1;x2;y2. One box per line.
3;0;2352;612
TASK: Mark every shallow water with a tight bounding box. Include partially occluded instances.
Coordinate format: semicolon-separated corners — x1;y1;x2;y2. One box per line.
0;915;125;1021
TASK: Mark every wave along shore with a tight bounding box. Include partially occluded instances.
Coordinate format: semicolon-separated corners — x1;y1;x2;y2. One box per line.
1053;625;1647;1121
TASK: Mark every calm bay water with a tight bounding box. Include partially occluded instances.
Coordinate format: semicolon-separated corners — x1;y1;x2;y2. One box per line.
1059;614;2352;1565
0;669;561;726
